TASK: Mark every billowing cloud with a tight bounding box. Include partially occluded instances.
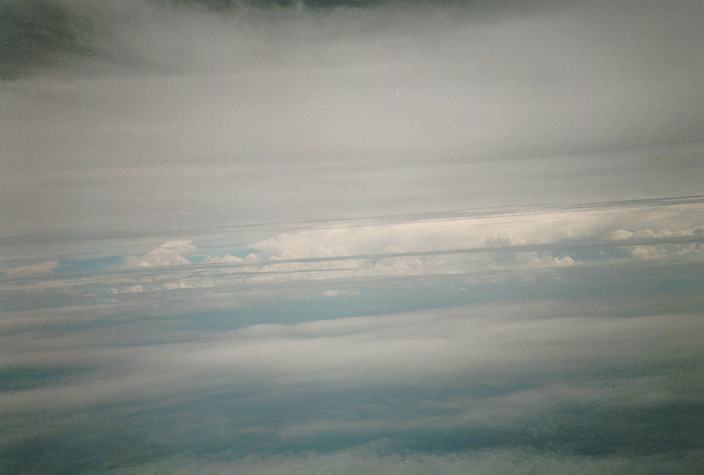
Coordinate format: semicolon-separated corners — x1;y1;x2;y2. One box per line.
204;253;259;264
124;240;196;268
250;200;704;266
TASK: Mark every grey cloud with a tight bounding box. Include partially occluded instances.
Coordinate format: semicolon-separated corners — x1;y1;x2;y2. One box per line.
2;299;702;415
2;1;704;236
0;0;99;80
2;295;703;472
106;447;704;475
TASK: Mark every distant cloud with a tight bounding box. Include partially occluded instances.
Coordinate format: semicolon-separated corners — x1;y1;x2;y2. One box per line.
1;260;58;279
110;285;145;294
125;240;196;268
204;254;243;264
251;201;704;268
323;289;359;297
204;253;259;264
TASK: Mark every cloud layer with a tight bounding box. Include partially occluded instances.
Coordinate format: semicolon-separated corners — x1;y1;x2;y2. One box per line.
2;0;704;472
2;0;704;237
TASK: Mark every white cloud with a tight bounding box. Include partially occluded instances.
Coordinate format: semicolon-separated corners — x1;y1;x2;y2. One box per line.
204;253;259;264
124;240;196;268
249;204;704;275
204;254;243;264
110;284;145;294
251;211;594;260
628;243;704;261
529;253;575;268
607;224;704;260
163;279;213;290
609;225;704;241
322;289;359;298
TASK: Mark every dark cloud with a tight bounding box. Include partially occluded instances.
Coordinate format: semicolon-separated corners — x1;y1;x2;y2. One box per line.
0;1;102;79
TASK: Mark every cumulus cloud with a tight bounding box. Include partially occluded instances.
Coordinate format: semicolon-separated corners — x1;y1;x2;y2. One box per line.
628;243;704;261
250;201;704;268
607;223;704;261
124;240;196;268
250;212;594;259
204;253;259;264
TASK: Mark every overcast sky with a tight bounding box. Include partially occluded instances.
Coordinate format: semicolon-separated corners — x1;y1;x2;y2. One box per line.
1;1;704;473
3;0;704;237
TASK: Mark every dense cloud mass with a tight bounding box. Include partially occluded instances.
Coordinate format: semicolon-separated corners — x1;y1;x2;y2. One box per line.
1;0;704;473
3;0;704;236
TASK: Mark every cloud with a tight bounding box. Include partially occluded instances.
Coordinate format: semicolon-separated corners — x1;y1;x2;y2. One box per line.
163;279;212;290
124;240;196;268
2;298;702;417
1;197;701;297
2;1;704;237
110;284;145;294
2;2;704;471
0;0;104;80
204;253;259;264
1;260;58;279
322;288;359;297
204;254;243;264
2;241;704;471
108;447;704;475
250;200;704;269
608;224;704;261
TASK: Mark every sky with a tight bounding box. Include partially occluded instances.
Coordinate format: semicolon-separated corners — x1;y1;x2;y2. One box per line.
1;0;704;473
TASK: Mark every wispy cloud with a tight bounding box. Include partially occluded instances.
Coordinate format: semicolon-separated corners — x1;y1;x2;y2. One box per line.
1;260;58;280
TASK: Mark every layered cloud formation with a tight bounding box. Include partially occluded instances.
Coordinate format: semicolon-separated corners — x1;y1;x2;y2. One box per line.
2;0;704;473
